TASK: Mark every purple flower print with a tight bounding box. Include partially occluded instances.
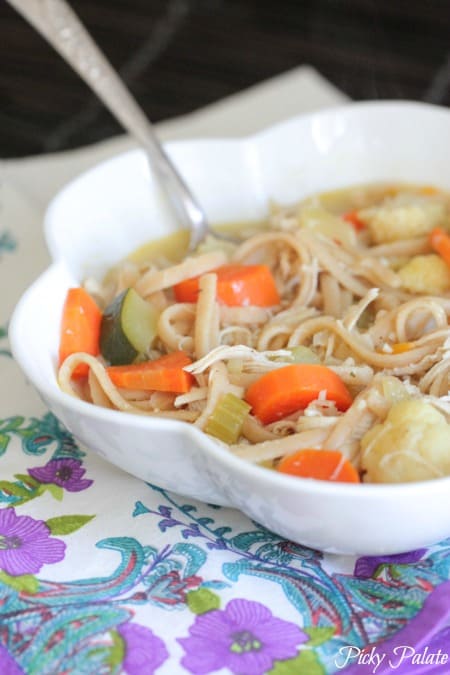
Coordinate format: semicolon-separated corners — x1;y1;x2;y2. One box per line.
117;622;168;675
0;508;65;576
28;458;93;492
354;548;427;578
178;598;307;675
0;644;24;674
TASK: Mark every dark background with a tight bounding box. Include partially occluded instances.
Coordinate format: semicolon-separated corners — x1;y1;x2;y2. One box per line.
1;0;449;157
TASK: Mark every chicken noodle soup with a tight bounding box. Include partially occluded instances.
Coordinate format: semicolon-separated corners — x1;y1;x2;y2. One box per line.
57;183;450;484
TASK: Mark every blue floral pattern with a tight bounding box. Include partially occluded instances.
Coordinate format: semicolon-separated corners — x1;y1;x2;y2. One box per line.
1;416;450;674
0;230;16;259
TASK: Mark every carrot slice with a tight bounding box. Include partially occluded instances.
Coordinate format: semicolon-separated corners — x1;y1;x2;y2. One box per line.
106;351;194;392
59;288;102;379
245;364;352;425
173;264;280;306
342;210;365;231
429;227;450;268
277;449;360;483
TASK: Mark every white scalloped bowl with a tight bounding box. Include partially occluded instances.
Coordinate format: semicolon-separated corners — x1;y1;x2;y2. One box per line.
10;102;450;555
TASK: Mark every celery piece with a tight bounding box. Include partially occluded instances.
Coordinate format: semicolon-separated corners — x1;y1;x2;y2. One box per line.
205;393;251;445
288;346;320;364
259;459;276;470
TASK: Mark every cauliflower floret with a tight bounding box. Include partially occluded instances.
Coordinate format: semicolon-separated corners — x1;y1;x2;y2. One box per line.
398;254;450;294
361;399;450;483
358;193;448;244
297;206;357;247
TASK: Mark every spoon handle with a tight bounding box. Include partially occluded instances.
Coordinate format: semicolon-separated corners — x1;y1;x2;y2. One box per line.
7;0;208;248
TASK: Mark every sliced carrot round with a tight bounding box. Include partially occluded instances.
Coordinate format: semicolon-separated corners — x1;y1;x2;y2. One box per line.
245;364;352;425
173;264;280;306
277;449;360;483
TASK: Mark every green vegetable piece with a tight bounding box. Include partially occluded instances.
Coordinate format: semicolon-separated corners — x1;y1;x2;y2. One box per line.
205;393;251;445
100;288;159;365
288;346;320;364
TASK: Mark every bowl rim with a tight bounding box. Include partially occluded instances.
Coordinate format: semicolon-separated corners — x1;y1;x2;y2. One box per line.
11;99;450;502
43;99;450;259
10;259;450;501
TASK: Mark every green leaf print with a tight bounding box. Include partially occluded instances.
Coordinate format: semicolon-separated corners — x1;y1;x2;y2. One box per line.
107;630;126;669
46;514;95;535
0;570;39;594
40;483;64;501
0;433;10;455
0;480;32;499
304;626;335;646
270;649;325;675
186;588;221;614
14;473;40;488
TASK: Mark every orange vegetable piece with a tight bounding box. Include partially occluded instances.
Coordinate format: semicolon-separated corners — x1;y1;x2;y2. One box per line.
245;364;352;425
173;264;280;306
390;341;414;354
342;210;365;231
429;227;450;269
59;287;102;379
420;185;439;196
277;449;360;483
106;351;194;393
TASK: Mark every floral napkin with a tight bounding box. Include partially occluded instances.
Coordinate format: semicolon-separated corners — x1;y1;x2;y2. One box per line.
1;70;450;675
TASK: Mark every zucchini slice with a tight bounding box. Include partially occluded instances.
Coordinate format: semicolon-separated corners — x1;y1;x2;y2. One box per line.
100;288;159;365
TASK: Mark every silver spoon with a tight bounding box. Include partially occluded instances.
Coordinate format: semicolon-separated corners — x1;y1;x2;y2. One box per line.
7;0;228;252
